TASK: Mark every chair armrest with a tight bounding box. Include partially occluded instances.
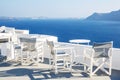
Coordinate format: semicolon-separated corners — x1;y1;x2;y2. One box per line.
54;47;73;53
84;47;94;59
54;47;73;50
108;48;113;58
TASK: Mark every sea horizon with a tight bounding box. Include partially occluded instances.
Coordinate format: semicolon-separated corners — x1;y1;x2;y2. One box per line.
0;19;120;48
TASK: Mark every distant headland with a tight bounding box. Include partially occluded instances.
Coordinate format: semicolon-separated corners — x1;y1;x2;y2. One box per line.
86;9;120;21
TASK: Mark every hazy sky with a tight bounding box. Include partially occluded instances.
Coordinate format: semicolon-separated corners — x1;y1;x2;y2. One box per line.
0;0;120;18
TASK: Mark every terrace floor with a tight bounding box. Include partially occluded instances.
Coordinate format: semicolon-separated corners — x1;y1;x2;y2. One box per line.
0;59;120;80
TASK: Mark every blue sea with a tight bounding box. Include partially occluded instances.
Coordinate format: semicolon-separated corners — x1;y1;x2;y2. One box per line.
0;19;120;48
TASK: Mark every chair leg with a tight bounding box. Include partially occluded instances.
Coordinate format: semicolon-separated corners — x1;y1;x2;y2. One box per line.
55;62;58;74
69;62;72;72
49;54;52;69
83;57;87;71
41;55;44;62
90;58;93;77
109;59;112;75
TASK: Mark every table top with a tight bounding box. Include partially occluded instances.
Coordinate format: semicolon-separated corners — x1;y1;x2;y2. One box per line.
54;43;74;50
69;39;90;44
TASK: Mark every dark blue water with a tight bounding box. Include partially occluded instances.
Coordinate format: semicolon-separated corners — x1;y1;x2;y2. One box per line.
0;19;120;48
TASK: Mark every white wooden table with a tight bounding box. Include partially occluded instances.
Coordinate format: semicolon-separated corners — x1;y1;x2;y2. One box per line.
69;39;90;45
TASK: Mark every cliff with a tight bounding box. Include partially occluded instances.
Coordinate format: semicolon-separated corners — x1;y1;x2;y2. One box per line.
86;9;120;21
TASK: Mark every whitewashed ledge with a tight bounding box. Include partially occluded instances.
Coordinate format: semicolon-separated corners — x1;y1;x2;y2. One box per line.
111;48;120;70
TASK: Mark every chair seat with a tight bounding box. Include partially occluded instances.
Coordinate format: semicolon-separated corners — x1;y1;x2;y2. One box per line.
56;63;64;66
57;51;65;54
56;53;69;57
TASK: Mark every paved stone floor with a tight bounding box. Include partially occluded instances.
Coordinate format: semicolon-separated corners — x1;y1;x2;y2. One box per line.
0;60;119;80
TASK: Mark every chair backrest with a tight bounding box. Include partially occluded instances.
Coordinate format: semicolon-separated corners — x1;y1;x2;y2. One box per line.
46;40;54;55
20;37;36;51
93;41;113;58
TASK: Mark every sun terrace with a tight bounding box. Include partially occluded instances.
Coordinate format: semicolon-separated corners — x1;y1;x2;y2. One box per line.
0;26;120;80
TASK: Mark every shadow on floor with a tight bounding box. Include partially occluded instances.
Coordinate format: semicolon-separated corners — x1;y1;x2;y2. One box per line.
0;58;120;80
0;68;79;80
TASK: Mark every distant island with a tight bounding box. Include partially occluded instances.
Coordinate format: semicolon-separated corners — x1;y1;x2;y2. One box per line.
86;9;120;21
0;16;48;21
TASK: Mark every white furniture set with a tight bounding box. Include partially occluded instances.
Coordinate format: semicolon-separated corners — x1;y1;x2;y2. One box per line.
0;26;113;77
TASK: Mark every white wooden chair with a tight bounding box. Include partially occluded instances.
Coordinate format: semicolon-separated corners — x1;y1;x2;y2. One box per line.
84;41;113;77
30;40;44;64
0;27;15;61
14;44;22;61
47;40;73;74
20;37;44;65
